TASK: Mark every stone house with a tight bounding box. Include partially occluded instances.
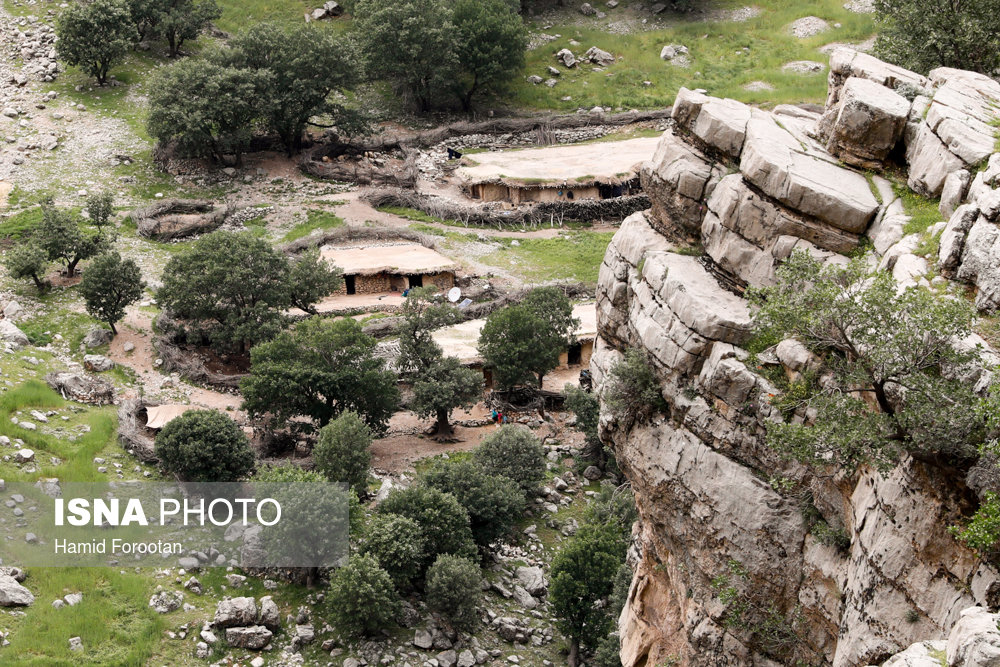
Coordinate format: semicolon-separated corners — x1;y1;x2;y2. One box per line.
320;243;457;295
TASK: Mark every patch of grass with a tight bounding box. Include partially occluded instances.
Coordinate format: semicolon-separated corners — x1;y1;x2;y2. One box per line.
894;183;942;235
478;231;614;285
1;569;163;667
282;209;345;242
0;206;43;240
512;0;875;111
19;309;103;350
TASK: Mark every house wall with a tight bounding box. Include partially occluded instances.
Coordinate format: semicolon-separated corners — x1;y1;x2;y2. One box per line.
470;182;603;204
558;339;595;369
422;271;456;291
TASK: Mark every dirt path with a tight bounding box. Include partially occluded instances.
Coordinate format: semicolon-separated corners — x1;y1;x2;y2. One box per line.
107;307;243;415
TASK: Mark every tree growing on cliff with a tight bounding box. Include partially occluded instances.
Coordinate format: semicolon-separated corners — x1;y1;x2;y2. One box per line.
79;252;145;335
240;317;399;436
56;0;136;85
748;250;983;471
873;0;1000;74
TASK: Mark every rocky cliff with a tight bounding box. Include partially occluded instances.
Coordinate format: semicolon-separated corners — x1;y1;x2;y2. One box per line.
596;48;1000;667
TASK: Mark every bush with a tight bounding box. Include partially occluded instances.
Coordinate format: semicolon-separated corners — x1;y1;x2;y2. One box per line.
327;554;401;636
564;384;603;466
603;349;666;427
360;514;426;590
4;243;50;292
313;411;373;497
873;0;1000;74
421;458;525;548
425;554;482;629
379;486;477;569
155;409;255;482
472;425;546;495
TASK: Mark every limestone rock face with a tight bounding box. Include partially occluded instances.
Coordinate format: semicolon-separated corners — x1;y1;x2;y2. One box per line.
823;76;910;167
604;48;1000;667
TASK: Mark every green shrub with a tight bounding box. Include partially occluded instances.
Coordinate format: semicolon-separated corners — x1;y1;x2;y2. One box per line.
360;514;426;590
603;349;666;427
425;554;482;629
313;411;373;497
155;409;255;482
327;554;401;636
472;425;546;495
378;486;477;569
421;458;525;548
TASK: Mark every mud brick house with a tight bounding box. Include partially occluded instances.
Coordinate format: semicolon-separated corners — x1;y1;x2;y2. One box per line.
320;243;457;294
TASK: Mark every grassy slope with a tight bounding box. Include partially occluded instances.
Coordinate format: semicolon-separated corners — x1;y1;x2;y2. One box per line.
512;0;875;111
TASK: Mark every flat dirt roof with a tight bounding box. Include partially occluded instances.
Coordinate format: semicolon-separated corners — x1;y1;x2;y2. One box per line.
433;303;598;364
320;243;457;276
456;137;660;187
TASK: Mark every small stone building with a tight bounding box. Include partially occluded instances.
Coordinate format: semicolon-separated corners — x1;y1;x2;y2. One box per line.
456;136;658;206
320;243;457;295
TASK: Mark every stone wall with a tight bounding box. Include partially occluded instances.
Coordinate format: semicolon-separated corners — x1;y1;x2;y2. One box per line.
600;50;1000;667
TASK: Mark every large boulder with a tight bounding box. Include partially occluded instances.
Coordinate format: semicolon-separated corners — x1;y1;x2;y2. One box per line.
0;320;29;349
0;575;34;607
225;625;272;650
44;372;114;405
946;607;1000;667
825;48;928;110
584;46;614;66
515;566;547;597
83;355;115;372
822;76;910;168
82;327;113;349
938;204;979;275
671;87;752;159
740;116;879;232
956;217;1000;311
214;597;258;628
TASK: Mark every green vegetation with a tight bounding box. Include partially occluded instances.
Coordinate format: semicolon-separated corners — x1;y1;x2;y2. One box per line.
79;251;145;334
550;483;635;667
479;232;614;284
313;411;374;497
282;209;345;242
56;0;136;85
873;0;1000;74
748;250;983;471
157;230;337;352
411;355;483;437
327;554;402;637
425;555;483;629
603;348;667;429
155;409;256;481
422;458;526;548
894;183;942;235
478;286;578;390
241;317;400;436
472;425;547;495
360;514;427;590
512;0;875;111
378;485;479;570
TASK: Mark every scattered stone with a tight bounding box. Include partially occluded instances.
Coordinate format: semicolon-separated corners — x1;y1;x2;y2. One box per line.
0;320;29;349
149;590;183;613
69;637;83;652
82;327;113;349
584;46;615;66
83;355;115;372
0;575;34;607
782;60;826;74
555;49;576;68
788;16;830;38
225;625;272;650
579;2;596;15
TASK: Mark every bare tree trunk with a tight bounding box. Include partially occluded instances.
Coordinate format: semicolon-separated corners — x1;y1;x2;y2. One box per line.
567;638;580;667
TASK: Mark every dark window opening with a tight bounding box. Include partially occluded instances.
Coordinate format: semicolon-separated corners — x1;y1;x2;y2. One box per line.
407;274;424;288
345;275;356;295
566;191;574;200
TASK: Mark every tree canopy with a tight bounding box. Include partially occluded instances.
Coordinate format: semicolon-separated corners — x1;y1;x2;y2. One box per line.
411;355;483;439
873;0;1000;74
748;251;983;471
313;411;373;497
240;317;400;436
155;409;255;482
354;0;526;111
79;252;145;335
56;0;136;85
157;231;337;352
